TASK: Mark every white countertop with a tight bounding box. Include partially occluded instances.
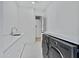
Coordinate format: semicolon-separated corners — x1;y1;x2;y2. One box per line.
0;33;24;55
44;32;79;45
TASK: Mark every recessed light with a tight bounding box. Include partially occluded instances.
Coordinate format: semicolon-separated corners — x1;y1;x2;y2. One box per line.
32;1;35;4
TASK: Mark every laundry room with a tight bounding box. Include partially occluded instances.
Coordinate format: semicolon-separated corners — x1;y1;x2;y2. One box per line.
0;0;79;58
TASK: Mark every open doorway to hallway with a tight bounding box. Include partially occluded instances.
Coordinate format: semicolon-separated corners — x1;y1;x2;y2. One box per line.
35;16;42;42
35;16;46;42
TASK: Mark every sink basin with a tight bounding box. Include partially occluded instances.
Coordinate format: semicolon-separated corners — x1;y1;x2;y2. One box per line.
11;34;21;36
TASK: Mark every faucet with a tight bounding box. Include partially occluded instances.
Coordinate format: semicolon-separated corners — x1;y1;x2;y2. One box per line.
10;27;21;36
10;27;18;36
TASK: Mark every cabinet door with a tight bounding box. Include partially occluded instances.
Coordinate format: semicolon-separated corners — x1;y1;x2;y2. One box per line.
1;37;25;58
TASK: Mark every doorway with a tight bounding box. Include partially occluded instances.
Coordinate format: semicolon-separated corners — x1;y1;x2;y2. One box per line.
35;16;42;41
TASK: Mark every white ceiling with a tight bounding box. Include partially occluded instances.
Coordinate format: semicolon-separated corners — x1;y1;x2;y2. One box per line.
16;1;52;12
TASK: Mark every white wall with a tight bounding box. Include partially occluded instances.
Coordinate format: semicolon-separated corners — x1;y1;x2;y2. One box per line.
46;2;79;43
3;1;18;34
2;1;35;48
0;2;3;34
2;1;35;42
17;7;35;43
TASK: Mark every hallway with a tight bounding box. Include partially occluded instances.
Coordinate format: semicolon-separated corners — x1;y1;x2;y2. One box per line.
0;1;79;58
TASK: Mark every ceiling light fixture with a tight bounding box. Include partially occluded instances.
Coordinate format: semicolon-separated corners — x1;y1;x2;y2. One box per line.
32;1;35;4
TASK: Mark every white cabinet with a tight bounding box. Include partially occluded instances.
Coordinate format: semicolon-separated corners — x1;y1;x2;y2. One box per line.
3;38;24;58
0;34;25;58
